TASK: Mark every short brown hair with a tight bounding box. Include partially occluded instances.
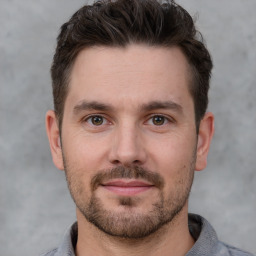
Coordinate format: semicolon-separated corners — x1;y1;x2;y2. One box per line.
51;0;213;130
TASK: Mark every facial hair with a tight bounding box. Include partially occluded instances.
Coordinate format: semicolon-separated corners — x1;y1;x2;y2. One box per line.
64;158;195;239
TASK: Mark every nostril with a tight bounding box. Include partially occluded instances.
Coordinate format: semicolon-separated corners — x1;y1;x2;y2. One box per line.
110;159;141;166
112;159;121;165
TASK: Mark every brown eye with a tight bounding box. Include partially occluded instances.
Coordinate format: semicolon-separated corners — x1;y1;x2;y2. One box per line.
152;115;166;125
90;116;104;126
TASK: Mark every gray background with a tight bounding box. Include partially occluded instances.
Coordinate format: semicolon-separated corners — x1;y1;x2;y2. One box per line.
1;0;255;255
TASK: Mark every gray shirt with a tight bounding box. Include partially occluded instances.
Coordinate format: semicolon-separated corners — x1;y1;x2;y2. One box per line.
41;214;254;256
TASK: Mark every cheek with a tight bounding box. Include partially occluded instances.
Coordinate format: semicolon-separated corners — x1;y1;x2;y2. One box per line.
63;143;94;199
149;134;196;173
152;141;195;199
62;130;109;167
147;134;196;199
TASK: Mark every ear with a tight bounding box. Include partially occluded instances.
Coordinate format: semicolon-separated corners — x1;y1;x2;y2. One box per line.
195;112;214;171
45;110;64;170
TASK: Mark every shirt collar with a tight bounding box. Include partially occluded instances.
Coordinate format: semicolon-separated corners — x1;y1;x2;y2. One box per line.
55;214;218;256
187;213;218;256
54;222;77;256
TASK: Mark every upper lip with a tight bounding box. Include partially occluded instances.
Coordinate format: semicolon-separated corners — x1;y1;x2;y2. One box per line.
101;180;153;187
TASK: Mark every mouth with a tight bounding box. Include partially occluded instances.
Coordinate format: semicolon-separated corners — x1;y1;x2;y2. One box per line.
101;179;154;196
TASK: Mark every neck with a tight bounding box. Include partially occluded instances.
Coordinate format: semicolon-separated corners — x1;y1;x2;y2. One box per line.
75;205;195;256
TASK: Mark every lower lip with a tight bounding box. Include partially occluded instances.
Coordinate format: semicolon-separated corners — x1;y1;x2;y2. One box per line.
102;185;153;196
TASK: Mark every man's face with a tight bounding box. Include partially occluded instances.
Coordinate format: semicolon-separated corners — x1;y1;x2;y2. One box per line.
47;45;213;238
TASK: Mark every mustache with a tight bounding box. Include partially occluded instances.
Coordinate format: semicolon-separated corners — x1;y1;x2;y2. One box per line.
90;165;164;191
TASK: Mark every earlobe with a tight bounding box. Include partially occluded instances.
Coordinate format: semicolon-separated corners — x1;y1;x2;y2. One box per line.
45;110;64;170
195;112;214;171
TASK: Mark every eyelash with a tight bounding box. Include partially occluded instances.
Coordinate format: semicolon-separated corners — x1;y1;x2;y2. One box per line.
83;114;174;127
146;115;173;126
84;115;109;126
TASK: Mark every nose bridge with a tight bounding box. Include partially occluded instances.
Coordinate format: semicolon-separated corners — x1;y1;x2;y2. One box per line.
109;120;146;165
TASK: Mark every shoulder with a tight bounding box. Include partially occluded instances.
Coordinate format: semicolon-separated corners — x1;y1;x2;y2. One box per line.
39;248;58;256
217;242;255;256
39;222;77;256
188;214;254;256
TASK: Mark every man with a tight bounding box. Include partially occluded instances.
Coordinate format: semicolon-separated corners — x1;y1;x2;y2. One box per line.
44;0;253;255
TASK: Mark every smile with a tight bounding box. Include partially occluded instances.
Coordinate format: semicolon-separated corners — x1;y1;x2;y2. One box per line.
101;179;154;196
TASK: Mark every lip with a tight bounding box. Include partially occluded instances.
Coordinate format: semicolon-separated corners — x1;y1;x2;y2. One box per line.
101;179;154;196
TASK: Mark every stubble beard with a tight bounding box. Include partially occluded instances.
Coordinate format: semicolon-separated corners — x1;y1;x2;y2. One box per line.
64;158;195;239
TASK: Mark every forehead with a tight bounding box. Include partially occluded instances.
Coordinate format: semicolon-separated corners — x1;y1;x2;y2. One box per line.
67;44;193;111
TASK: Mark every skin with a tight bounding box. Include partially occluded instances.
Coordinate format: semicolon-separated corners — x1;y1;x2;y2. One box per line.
46;44;214;256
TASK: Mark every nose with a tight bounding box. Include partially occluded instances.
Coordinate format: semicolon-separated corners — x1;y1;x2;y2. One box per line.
108;123;147;166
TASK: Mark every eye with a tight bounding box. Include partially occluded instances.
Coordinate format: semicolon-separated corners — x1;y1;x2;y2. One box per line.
86;115;106;126
151;115;167;125
148;115;170;126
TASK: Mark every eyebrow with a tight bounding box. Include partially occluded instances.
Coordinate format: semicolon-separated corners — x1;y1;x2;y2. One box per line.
141;100;183;113
73;100;183;114
73;101;113;114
